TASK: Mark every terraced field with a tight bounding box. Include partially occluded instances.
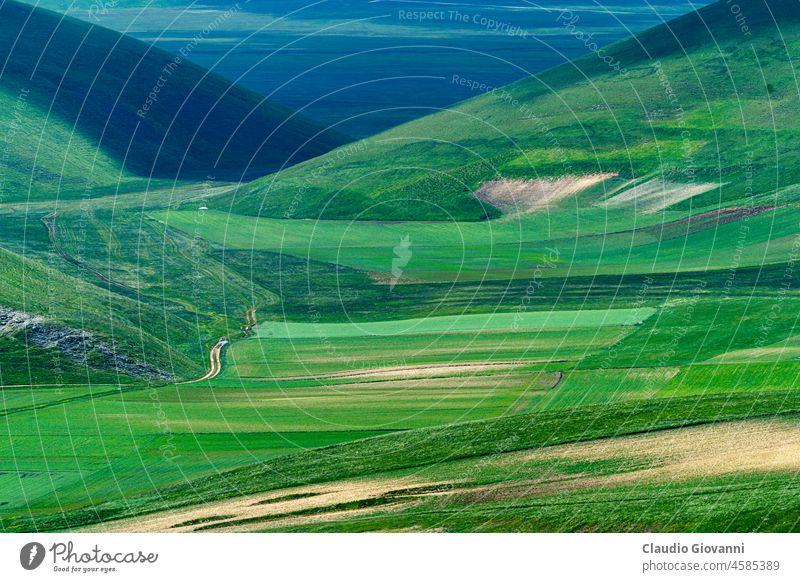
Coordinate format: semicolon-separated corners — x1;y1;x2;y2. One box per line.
222;309;652;379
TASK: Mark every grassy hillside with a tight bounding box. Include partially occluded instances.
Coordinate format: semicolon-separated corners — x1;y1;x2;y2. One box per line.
4;0;800;533
0;0;345;202
0;243;202;383
0;201;287;385
212;0;800;220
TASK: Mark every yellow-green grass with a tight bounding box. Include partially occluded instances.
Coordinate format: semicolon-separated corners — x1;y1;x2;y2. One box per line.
13;389;800;532
0;370;557;520
23;332;785;527
155;203;800;283
257;308;655;339
656;362;800;398
223;326;633;380
539;361;800;409
259;418;800;533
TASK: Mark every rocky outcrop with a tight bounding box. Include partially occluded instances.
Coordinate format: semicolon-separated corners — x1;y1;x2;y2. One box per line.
0;306;173;381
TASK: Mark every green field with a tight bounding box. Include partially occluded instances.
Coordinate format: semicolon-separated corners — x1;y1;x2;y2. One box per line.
219;308;653;379
156;201;800;282
8;389;800;532
257;309;654;338
3;0;800;534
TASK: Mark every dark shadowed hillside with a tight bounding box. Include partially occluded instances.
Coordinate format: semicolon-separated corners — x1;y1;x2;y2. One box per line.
0;0;346;202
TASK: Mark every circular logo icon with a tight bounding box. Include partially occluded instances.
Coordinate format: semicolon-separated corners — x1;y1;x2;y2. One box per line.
20;542;46;570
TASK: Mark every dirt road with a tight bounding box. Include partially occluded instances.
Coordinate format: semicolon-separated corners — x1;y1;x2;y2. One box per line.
184;338;228;383
241;307;257;336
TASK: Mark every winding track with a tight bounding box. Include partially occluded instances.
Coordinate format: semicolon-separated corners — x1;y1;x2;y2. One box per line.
44;211;230;385
187;338;228;383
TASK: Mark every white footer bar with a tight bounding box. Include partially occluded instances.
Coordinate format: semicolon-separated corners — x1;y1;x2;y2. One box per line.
1;533;797;581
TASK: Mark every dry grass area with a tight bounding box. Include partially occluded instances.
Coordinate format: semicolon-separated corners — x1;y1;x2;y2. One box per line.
465;418;800;503
86;418;800;532
530;418;800;478
604;179;718;213
472;174;616;215
278;360;547;381
88;477;439;533
706;336;800;363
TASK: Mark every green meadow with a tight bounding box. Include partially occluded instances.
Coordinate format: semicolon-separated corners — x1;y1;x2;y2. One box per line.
155;201;800;282
3;0;800;533
256;309;654;338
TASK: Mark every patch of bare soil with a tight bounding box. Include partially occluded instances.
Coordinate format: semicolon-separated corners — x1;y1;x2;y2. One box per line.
86;419;800;532
277;360;558;381
604;179;718;213
465;419;800;503
472;174;616;215
88;477;442;533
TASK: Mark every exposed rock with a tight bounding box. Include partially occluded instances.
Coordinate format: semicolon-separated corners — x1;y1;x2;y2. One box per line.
0;306;173;381
0;307;44;334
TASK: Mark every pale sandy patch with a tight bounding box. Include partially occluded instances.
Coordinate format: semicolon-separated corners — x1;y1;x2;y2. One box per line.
604;179;718;213
277;360;554;381
473;174;616;215
452;419;800;504
514;418;800;486
85;419;800;532
325;371;558;390
87;477;436;533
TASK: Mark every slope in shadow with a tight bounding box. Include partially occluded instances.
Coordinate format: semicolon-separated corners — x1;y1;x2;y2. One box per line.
0;0;347;183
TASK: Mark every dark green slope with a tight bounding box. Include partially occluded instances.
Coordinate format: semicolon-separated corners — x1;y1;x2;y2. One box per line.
217;0;800;220
0;0;345;201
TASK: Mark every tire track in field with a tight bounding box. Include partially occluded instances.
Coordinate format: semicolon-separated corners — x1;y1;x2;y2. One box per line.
42;212;139;295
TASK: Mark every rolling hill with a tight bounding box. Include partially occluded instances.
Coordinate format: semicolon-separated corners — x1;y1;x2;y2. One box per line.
212;0;800;220
0;0;345;384
5;0;800;534
0;0;345;203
